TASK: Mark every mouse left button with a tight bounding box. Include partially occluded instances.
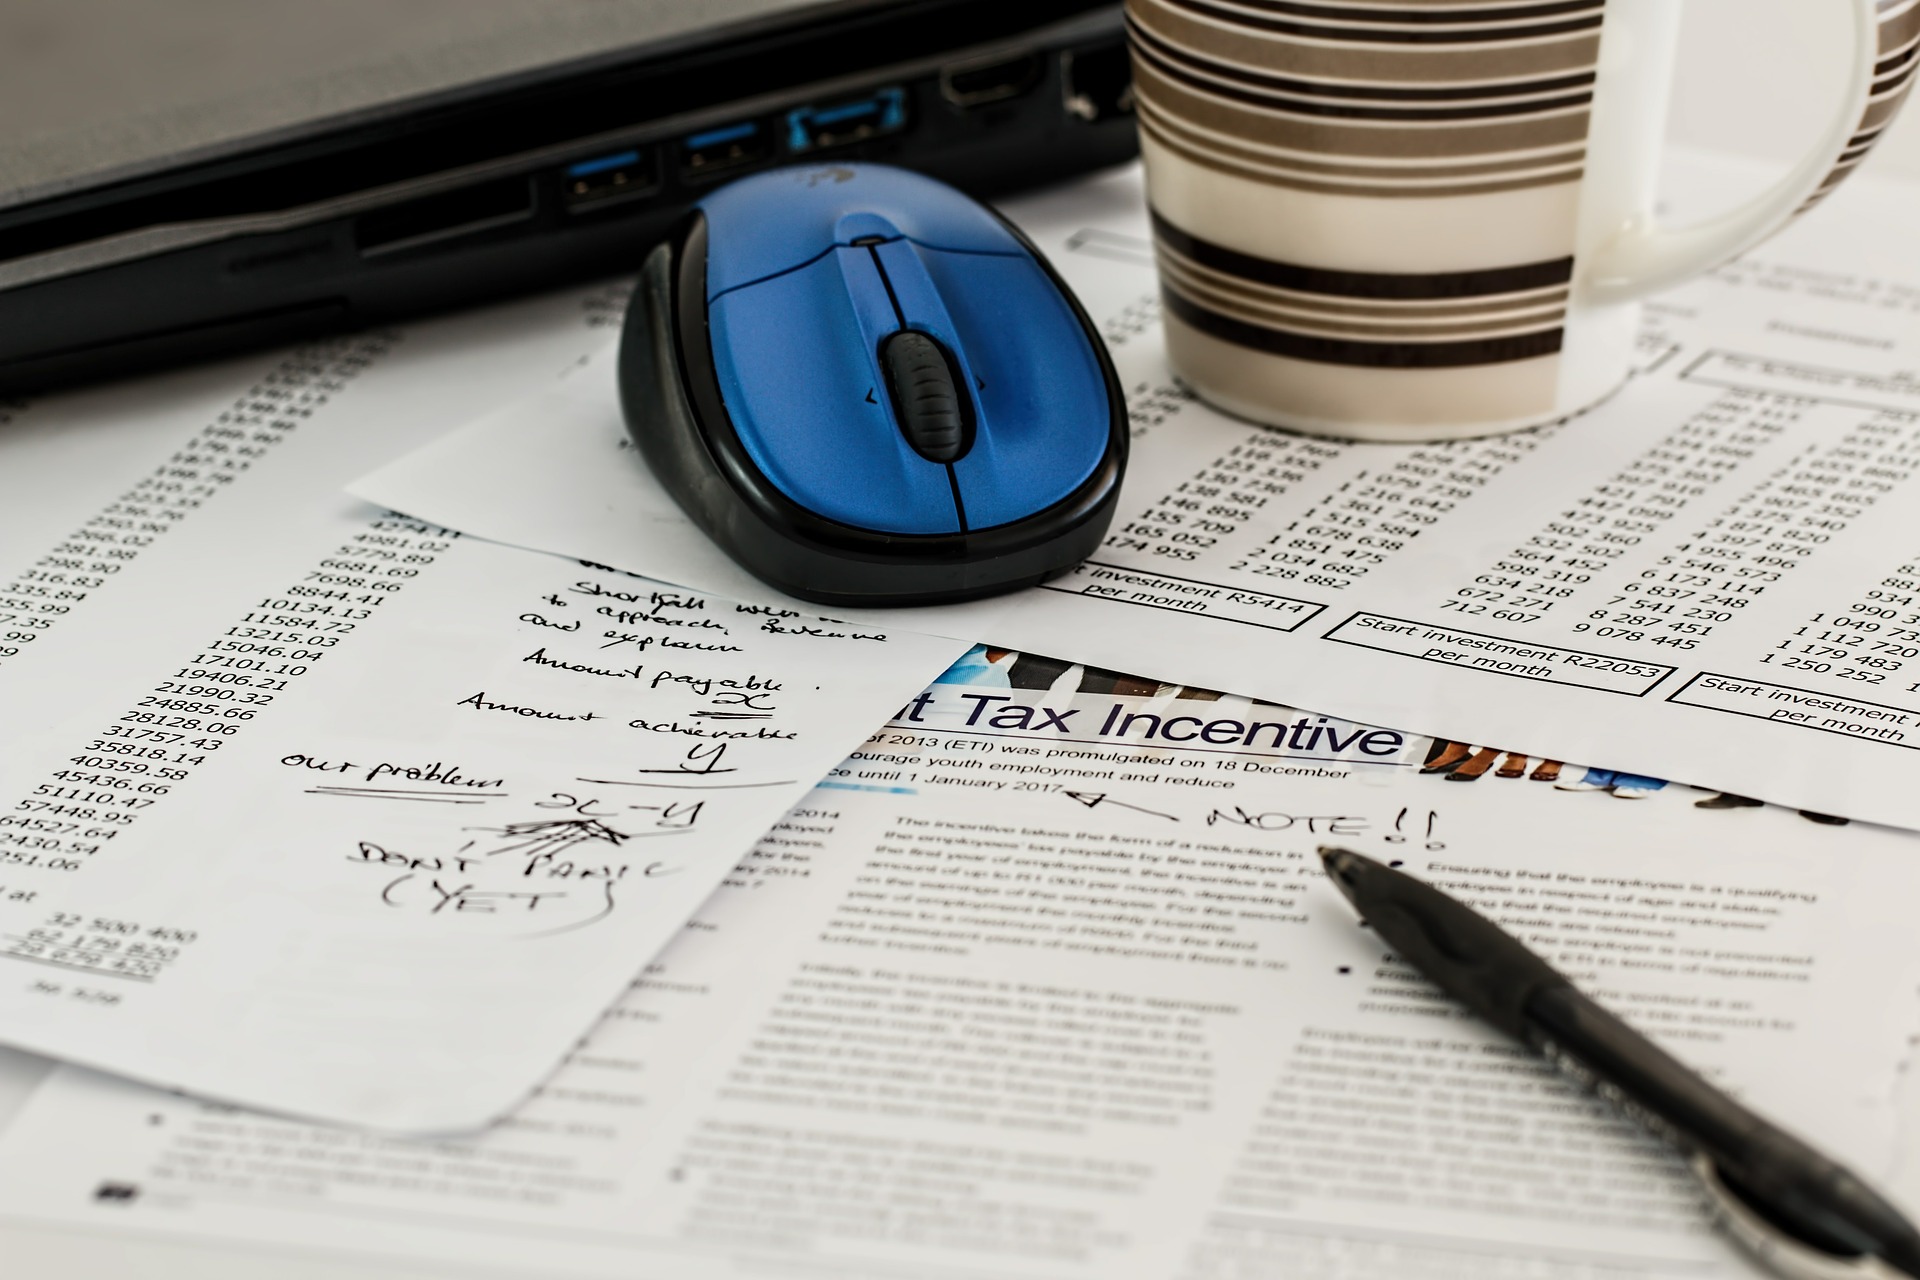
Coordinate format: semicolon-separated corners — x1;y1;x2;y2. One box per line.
706;254;963;535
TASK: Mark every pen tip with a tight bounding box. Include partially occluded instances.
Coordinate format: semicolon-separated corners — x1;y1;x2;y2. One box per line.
1318;847;1371;910
1320;846;1384;894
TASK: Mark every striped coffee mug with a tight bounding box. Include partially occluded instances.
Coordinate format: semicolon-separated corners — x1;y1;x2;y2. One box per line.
1128;0;1917;440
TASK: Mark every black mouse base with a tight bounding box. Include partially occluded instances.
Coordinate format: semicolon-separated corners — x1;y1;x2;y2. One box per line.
618;225;1127;609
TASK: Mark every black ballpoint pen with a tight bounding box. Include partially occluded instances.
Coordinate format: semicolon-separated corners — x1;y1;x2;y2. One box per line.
1319;845;1920;1280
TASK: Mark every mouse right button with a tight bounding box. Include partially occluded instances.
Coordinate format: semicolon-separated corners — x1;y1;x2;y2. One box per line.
917;249;1113;530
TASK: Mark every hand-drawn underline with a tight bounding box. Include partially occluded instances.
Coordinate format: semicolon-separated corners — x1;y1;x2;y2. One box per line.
574;777;796;790
306;786;507;804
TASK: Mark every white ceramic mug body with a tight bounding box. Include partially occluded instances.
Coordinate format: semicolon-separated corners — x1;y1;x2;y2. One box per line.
1128;0;1917;441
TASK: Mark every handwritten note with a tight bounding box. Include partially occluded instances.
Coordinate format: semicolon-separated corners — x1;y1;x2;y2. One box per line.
0;523;965;1132
2;649;1916;1278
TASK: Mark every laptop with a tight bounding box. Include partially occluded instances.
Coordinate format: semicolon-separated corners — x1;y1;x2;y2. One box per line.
0;0;1134;392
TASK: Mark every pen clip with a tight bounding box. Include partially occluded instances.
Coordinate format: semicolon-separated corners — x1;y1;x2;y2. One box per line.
1693;1154;1904;1280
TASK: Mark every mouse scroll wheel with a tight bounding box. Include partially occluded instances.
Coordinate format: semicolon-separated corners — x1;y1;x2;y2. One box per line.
881;331;972;465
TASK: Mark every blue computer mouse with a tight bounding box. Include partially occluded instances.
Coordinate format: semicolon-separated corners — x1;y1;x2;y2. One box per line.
617;162;1127;606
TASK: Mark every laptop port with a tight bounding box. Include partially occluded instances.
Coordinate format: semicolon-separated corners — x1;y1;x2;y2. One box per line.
561;149;659;211
1064;43;1134;123
785;87;908;154
679;121;772;180
941;53;1043;108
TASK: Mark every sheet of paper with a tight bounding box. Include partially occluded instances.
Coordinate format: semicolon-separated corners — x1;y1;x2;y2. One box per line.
2;649;1913;1278
0;1045;50;1138
352;155;1920;830
0;288;966;1131
2;278;627;772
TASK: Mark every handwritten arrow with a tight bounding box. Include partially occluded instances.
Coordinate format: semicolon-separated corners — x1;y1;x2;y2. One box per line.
1061;790;1177;821
463;818;633;862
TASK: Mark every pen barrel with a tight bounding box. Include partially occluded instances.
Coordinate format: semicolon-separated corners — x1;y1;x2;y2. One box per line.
1527;985;1920;1266
1322;850;1920;1272
1525;984;1765;1159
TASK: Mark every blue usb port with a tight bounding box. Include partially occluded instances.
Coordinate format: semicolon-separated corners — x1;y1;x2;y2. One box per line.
681;120;771;180
785;86;908;154
561;148;656;211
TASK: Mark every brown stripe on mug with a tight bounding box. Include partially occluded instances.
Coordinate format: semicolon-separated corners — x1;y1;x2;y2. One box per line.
1152;208;1572;366
1155;246;1573;321
1151;210;1574;297
1799;0;1920;211
1130;25;1597;121
1128;14;1599;102
1130;0;1605;82
1159;0;1603;45
1140;112;1587;198
1137;106;1589;180
1162;287;1566;367
1160;276;1571;344
1226;1;1607;23
1132;57;1596;159
1274;0;1591;6
1877;42;1919;75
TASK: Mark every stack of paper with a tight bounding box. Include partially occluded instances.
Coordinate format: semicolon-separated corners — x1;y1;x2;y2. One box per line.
3;150;1920;1279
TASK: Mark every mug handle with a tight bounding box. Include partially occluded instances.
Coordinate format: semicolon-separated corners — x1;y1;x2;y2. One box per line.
1587;0;1909;303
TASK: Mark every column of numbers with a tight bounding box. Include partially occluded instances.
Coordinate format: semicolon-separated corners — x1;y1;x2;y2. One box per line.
1103;430;1342;568
1456;391;1800;625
